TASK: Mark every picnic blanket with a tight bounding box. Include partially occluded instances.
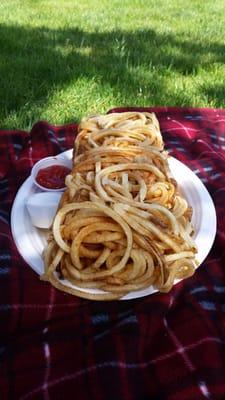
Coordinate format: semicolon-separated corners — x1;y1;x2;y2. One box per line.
0;107;225;400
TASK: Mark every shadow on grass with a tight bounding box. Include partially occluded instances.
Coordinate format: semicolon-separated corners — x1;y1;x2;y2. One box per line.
201;83;225;108
0;24;224;128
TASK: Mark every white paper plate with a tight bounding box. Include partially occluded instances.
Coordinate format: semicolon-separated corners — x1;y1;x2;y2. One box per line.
11;150;217;300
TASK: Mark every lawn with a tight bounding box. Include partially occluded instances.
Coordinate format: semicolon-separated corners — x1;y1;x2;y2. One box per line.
0;0;225;130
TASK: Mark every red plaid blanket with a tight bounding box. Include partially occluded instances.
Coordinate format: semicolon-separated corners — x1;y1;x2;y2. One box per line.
0;107;225;400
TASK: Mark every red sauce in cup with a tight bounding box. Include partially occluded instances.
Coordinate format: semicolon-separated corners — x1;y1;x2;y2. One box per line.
36;165;71;189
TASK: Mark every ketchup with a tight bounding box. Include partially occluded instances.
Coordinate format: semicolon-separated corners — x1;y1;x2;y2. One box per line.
36;165;71;189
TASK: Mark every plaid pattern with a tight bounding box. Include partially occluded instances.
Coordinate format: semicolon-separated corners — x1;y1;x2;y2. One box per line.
0;107;225;400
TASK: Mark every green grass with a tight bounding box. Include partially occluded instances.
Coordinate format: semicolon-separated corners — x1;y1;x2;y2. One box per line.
0;0;225;130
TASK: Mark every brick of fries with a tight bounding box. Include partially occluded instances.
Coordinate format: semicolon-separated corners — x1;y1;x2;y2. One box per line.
42;112;197;300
